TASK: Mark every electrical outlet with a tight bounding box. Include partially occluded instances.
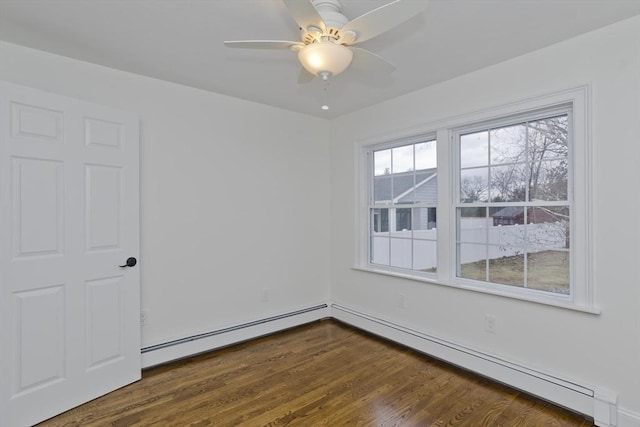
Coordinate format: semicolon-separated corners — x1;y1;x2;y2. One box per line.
485;314;497;334
140;309;149;327
399;293;407;309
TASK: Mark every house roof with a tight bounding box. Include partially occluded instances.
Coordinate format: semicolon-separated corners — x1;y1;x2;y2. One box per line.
491;206;562;219
374;168;436;202
491;206;524;218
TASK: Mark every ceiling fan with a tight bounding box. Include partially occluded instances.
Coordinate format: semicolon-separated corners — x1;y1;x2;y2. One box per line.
224;0;427;82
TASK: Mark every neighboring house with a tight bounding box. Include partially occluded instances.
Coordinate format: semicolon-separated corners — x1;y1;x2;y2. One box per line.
373;168;437;232
491;206;563;226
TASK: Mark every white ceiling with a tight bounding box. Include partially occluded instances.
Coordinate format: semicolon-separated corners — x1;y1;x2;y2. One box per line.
1;0;638;119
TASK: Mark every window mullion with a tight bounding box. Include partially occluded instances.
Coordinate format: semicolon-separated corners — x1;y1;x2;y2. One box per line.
411;144;416;270
437;129;451;282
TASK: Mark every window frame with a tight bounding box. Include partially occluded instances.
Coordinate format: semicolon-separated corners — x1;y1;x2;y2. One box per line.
451;106;573;302
354;85;596;313
366;133;438;275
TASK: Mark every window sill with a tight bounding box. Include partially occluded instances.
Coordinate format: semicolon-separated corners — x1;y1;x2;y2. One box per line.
351;265;602;315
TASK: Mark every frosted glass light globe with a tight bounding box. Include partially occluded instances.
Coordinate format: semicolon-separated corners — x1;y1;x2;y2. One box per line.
298;41;353;78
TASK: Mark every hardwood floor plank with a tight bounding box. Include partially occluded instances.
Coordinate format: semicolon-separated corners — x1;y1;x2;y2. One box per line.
36;320;594;427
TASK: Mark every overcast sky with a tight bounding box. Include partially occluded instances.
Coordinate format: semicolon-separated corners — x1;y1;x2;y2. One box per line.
374;140;437;176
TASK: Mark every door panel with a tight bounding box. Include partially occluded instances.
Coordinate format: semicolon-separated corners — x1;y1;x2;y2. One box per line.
85;117;122;149
85;276;125;370
12;157;65;258
11;102;64;143
15;285;65;393
0;81;140;427
85;164;123;252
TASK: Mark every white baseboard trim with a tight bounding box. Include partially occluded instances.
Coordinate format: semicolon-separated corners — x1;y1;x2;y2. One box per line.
139;300;634;427
618;408;640;427
141;303;330;368
329;302;622;427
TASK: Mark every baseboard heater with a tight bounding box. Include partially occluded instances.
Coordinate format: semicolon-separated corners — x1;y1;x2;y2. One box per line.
141;303;330;368
140;301;631;427
329;302;620;427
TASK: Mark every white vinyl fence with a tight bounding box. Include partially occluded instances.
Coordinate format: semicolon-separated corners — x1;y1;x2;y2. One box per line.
372;218;568;270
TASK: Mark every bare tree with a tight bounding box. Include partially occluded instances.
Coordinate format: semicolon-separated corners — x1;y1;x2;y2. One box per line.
461;175;488;203
485;116;570;250
527;116;568;201
488;116;568;202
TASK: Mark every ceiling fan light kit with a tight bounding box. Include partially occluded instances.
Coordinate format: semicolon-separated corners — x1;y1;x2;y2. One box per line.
298;41;354;80
224;0;427;104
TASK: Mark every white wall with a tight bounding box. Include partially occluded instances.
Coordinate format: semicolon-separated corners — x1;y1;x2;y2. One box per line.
0;41;331;347
329;16;640;415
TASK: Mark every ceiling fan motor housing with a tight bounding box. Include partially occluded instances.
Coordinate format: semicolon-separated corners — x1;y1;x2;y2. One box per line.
306;0;350;42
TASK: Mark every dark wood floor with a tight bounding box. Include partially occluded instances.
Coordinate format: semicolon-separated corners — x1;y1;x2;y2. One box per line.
37;319;594;426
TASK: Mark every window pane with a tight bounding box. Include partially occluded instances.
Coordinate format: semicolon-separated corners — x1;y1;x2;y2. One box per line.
393;170;416;203
460;131;488;168
373;175;392;203
488;250;525;287
415;140;437;170
403;168;437;205
390;238;412;269
528;159;568;201
527;249;569;294
413;239;437;272
396;208;412;231
490;124;526;165
371;208;389;233
490;205;524;227
460;168;489;203
374;149;391;176
528;115;568;162
490;163;527;202
525;206;569;248
370;235;389;265
458;207;488;245
392;145;414;174
371;207;390;265
458;243;487;281
412;207;437;233
459;206;486;218
489;206;526;247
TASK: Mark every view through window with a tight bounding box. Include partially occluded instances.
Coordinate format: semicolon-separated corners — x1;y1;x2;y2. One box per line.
370;137;438;272
455;112;570;294
364;102;579;302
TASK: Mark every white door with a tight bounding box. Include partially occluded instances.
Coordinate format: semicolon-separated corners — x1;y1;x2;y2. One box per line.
0;81;140;427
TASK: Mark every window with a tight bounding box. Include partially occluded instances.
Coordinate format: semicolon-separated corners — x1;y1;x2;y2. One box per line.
455;109;571;295
358;86;593;311
369;136;437;272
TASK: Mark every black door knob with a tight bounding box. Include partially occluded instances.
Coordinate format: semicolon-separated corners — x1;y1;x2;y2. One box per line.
119;257;137;268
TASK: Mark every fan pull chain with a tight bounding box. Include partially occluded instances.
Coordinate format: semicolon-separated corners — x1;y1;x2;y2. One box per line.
321;80;330;111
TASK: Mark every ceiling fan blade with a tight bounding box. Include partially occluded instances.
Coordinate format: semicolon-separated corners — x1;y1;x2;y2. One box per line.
224;40;304;50
282;0;326;33
341;0;427;45
349;47;396;75
298;67;315;84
